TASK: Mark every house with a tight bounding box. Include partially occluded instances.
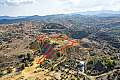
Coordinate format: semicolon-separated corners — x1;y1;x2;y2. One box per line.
117;53;120;59
77;61;85;72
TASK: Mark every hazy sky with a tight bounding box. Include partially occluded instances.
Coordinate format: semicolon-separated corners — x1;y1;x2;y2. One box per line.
0;0;120;16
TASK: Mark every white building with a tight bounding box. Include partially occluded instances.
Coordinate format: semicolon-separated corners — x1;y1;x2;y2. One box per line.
77;61;85;72
117;53;120;59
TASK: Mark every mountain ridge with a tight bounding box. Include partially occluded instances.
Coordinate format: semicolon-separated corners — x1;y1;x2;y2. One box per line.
0;10;120;24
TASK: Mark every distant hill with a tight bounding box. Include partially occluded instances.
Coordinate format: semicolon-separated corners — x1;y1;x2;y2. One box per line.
0;11;120;24
77;10;120;17
0;16;16;20
0;16;27;20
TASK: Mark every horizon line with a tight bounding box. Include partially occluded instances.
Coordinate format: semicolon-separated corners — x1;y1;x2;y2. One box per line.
0;10;120;17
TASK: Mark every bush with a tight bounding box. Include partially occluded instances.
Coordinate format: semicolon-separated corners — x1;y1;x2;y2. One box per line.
25;61;29;67
7;68;12;73
21;64;25;70
104;59;116;70
56;52;61;57
0;71;3;77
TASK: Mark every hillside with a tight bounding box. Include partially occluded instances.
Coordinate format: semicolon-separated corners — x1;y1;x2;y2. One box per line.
0;13;120;80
